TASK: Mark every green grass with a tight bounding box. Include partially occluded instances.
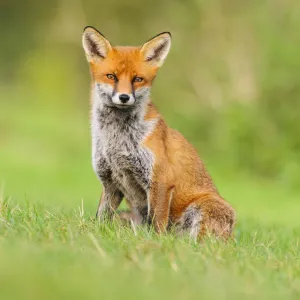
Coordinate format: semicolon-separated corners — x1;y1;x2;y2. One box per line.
0;198;299;300
1;99;300;300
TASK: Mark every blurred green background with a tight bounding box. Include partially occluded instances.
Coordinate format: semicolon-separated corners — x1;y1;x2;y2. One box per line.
1;0;300;220
1;2;300;299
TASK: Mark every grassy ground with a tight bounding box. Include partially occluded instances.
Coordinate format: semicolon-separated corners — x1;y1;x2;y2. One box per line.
1;100;300;300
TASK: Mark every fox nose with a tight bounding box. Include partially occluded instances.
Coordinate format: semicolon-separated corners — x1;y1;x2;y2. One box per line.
119;94;130;103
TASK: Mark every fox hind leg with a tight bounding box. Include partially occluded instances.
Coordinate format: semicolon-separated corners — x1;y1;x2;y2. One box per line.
175;204;202;241
176;193;235;240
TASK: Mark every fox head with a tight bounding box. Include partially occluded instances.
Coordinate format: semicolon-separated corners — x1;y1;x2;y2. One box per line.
82;26;171;109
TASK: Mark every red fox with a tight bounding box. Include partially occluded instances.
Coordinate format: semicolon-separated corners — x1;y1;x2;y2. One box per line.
82;26;235;240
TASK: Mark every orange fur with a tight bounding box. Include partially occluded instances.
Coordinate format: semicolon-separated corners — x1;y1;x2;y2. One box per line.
90;47;158;93
143;104;235;238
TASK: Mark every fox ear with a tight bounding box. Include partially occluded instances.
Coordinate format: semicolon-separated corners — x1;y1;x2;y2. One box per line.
82;26;112;63
141;32;171;67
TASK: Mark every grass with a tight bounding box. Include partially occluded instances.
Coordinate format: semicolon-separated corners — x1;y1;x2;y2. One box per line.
1;99;300;299
0;198;299;300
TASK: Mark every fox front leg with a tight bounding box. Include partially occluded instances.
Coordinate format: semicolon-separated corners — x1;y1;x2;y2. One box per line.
96;185;123;221
148;184;174;233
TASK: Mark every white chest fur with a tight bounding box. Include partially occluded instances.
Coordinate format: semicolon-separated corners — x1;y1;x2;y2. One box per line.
91;88;157;216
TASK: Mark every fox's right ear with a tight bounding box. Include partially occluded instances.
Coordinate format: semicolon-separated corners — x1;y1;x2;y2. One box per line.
82;26;112;63
141;32;171;67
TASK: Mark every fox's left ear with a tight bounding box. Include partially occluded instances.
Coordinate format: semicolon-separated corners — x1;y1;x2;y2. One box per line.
141;32;171;67
82;26;112;63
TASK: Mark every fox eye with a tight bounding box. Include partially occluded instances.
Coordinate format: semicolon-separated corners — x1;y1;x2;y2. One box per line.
133;77;143;83
106;74;116;80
